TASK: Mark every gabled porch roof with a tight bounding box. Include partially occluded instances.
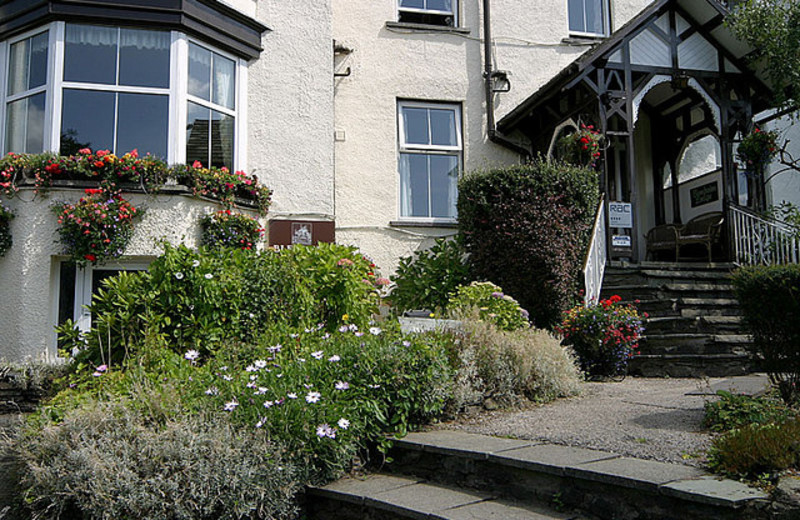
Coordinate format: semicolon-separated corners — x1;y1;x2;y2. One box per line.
497;0;773;137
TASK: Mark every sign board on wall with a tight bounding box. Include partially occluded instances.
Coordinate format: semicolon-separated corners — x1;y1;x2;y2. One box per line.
268;220;335;248
608;202;633;228
690;182;719;208
612;235;632;248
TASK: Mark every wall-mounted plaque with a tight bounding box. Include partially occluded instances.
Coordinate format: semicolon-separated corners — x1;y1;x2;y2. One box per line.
608;202;633;228
269;220;335;248
690;182;719;208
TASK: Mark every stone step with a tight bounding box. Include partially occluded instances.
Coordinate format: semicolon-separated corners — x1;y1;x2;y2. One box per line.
644;316;743;334
630;353;754;378
361;431;771;520
603;285;736;301
604;272;733;288
639;333;751;355
307;474;579;520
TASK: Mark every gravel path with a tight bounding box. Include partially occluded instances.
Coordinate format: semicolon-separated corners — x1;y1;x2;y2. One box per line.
438;377;748;468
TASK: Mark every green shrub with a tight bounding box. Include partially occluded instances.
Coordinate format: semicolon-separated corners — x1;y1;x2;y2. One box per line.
58;243;378;367
5;400;299;520
446;319;581;412
708;418;800;479
732;264;800;404
458;160;600;329
287;243;381;330
555;295;644;378
447;281;529;331
704;390;795;433
390;237;470;313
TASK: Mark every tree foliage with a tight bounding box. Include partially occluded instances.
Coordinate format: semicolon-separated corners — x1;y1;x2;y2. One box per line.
727;0;800;111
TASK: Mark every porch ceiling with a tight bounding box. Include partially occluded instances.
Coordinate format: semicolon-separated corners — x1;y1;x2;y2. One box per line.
497;0;772;138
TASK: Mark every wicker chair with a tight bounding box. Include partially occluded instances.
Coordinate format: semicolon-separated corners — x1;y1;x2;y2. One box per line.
645;224;680;260
676;212;724;262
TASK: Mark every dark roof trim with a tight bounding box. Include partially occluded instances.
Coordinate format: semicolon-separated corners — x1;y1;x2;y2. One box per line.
0;0;269;60
497;0;748;133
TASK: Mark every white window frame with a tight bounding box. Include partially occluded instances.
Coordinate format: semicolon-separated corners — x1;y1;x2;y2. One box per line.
567;0;611;38
397;100;462;223
72;261;151;332
0;22;247;171
397;0;459;26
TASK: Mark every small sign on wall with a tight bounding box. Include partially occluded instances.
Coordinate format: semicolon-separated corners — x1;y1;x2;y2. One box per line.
269;220;335;248
690;182;719;208
612;235;632;248
608;202;633;228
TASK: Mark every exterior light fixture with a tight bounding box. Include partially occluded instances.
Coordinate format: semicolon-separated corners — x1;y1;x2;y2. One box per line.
489;70;511;92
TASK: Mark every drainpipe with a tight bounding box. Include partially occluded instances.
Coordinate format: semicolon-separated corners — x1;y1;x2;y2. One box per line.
482;0;530;158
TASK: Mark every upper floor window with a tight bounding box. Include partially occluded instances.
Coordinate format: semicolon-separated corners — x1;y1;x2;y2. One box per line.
1;23;245;171
398;101;461;221
568;0;610;37
398;0;457;27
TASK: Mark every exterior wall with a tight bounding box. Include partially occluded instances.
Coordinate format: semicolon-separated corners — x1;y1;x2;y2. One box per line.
764;116;800;211
331;0;652;274
250;0;335;221
0;190;261;363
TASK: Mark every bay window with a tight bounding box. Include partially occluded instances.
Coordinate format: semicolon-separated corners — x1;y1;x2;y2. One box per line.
398;101;461;221
0;22;246;170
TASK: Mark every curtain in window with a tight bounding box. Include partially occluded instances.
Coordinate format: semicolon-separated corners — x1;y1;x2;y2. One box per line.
119;28;170;51
213;54;235;110
399;153;414;217
65;25;116;47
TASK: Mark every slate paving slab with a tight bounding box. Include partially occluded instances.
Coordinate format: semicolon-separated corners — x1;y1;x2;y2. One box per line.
661;476;770;507
439;498;579;520
399;430;537;459
313;474;421;505
490;444;618;475
568;456;706;491
366;482;489;518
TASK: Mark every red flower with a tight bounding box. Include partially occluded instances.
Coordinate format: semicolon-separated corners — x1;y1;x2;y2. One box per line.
78;148;92;155
84;254;96;262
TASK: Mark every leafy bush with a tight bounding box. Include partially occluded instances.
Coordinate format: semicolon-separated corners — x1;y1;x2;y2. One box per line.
458;160;600;329
708;418;800;479
390;237;470;313
53;186;140;265
446;319;581;412
200;210;263;250
732;264;800;404
447;281;529;331
704;390;795;433
5;400;300;520
287;243;381;330
556;295;644;378
57;243;378;366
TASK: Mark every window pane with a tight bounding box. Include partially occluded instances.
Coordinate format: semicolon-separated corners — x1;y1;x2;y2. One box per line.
403;107;429;145
119;29;170;88
427;0;453;13
212;53;236;109
188;43;211;101
430;155;458;218
8;32;49;96
5;93;45;154
64;25;117;85
400;0;425;9
568;0;585;33
116;93;168;158
211;109;234;169
586;0;605;35
400;153;430;217
186;101;210;167
429;108;457;146
61;89;115;155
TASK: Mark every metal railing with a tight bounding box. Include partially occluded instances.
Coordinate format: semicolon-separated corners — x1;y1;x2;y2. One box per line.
583;200;607;306
728;203;800;266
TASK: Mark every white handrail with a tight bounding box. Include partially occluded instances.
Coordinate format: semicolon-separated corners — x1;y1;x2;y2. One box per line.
728;204;800;266
583;200;607;306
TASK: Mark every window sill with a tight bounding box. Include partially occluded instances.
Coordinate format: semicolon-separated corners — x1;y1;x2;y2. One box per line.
389;220;458;229
385;21;471;35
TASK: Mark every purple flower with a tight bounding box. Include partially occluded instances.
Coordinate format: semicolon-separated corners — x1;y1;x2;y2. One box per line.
335;381;350;390
305;391;322;403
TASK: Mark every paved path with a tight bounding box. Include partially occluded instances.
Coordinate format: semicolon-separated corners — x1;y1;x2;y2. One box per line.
439;375;770;467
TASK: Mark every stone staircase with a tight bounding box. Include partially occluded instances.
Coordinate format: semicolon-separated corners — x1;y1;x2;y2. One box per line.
600;262;753;377
306;430;775;519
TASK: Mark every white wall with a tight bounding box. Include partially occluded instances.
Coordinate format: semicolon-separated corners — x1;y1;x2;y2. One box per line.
764;115;800;212
331;0;650;274
249;0;335;221
0;190;261;363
